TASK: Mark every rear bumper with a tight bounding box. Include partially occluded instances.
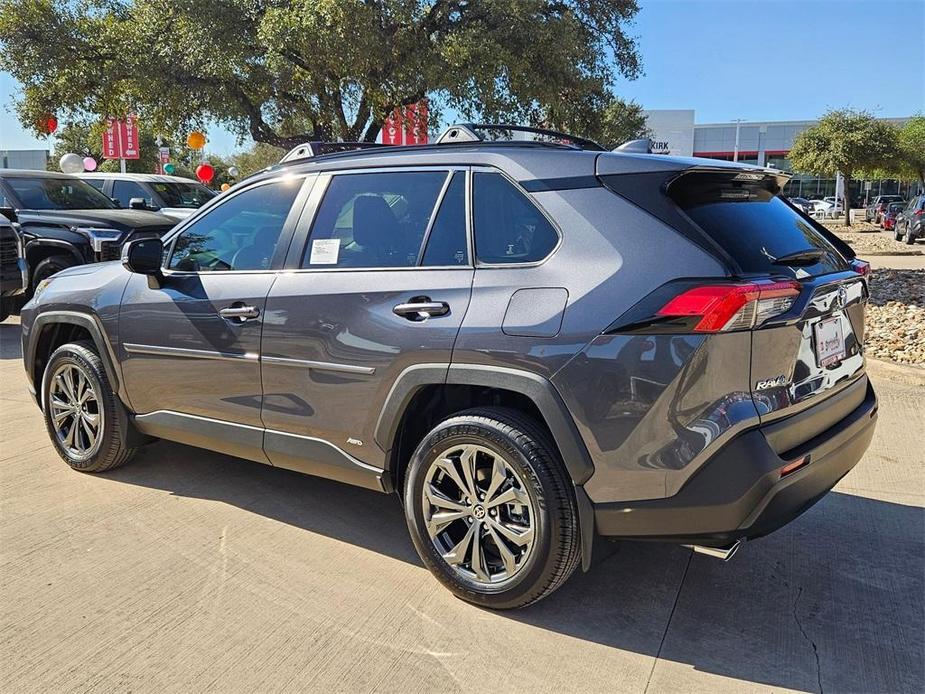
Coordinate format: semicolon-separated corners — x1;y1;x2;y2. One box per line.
593;381;878;545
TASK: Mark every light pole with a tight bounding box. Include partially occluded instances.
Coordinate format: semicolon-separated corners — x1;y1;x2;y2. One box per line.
732;119;744;162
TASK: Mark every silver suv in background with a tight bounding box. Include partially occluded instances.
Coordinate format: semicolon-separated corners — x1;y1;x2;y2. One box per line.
79;172;216;220
21;125;877;608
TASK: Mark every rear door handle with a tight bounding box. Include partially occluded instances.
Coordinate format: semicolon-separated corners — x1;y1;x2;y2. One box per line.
220;305;260;322
393;298;450;321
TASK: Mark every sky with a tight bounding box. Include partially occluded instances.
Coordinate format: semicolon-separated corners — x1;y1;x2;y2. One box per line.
1;0;923;156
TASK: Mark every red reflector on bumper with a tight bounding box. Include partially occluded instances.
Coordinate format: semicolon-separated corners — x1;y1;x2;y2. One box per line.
779;455;810;477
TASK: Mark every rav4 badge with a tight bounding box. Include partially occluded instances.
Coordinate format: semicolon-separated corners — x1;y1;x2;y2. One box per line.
755;375;789;391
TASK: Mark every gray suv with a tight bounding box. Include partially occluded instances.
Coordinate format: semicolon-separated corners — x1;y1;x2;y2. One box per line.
20;125;878;609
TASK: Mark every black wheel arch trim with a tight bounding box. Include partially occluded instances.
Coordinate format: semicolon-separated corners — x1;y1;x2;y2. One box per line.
24;238;86;268
375;361;596;570
27;310;127;410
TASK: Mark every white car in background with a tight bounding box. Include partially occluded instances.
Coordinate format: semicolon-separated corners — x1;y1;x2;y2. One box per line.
78;173;216;221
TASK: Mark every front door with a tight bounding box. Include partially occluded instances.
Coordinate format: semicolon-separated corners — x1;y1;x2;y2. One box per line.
119;175;310;461
259;169;473;478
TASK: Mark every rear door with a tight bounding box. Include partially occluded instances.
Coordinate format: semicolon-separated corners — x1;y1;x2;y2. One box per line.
259;167;473;473
668;171;868;425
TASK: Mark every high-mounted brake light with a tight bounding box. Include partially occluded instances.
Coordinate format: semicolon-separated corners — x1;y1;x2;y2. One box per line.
850;259;871;277
656;280;802;333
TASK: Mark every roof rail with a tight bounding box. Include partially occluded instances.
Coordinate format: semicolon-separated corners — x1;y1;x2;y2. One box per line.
613;138;652;154
279;141;387;164
435;123;604;151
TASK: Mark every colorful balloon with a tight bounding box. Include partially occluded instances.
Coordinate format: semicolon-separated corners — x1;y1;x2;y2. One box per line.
220;183;231;192
227;166;239;177
196;162;215;184
82;157;97;171
163;162;176;174
38;115;58;135
186;131;206;149
59;153;84;174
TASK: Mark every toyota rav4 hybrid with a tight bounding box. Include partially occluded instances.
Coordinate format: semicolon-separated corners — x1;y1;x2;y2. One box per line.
20;125;878;609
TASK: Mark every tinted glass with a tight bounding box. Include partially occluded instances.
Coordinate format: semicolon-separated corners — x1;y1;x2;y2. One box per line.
422;172;468;266
472;173;558;264
169;179;301;271
302;171;446;268
113;180;150;207
85;179;105;191
4;176;116;210
671;173;849;277
150;181;215;208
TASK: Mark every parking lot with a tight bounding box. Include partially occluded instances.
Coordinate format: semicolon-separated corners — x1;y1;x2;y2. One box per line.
1;317;923;693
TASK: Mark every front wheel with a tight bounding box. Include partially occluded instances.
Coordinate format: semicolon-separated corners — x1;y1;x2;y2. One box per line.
42;341;138;472
404;407;581;609
906;228;917;245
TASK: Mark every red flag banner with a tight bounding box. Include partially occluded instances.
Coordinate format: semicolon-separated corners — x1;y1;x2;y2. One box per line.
120;115;140;160
102;118;120;159
381;101;428;146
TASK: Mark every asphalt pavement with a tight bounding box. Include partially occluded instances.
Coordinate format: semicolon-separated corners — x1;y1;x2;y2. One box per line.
1;318;922;693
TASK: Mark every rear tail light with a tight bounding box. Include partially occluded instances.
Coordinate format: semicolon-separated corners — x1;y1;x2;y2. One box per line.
656;280;802;333
850;259;871;277
915;210;924;217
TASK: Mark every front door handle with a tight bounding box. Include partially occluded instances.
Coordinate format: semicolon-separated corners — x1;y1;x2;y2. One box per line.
393;297;450;321
220;304;260;323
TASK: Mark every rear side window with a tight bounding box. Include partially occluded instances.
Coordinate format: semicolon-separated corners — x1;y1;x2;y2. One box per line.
422;172;468;266
669;173;849;277
302;171;446;268
112;180;150;207
473;172;558;264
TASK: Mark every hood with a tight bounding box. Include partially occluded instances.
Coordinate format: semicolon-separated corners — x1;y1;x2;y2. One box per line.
17;208;176;232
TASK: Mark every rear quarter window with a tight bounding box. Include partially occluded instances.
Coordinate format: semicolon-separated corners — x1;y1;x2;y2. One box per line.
669;173;849;278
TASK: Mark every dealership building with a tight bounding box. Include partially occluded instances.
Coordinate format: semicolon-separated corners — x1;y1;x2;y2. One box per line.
644;110;917;203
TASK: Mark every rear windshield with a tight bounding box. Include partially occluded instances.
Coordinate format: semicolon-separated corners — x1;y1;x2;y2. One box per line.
669;173;849;278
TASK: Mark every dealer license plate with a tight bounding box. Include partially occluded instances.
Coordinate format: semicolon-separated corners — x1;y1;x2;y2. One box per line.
814;316;847;367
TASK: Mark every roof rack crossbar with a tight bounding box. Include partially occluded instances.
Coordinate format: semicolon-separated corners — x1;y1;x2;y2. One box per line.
279;141;387;164
435;123;604;151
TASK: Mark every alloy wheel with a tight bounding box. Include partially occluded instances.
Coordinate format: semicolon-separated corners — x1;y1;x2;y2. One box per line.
422;444;536;585
48;363;103;459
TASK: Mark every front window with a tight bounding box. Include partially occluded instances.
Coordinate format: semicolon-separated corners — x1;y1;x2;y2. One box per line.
4;176;116;210
150;181;216;209
169;178;302;272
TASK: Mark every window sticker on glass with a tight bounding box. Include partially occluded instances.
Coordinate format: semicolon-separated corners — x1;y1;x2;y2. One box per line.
310;238;340;265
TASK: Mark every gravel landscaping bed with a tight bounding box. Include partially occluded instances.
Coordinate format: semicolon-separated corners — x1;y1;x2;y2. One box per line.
866;269;924;365
824;222;924;256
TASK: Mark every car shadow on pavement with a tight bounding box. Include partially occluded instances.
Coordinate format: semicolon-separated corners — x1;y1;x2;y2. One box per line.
0;321;23;359
108;440;924;693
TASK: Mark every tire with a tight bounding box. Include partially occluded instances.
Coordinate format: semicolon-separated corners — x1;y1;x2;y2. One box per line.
31;254;76;294
403;406;580;609
906;228;916;245
41;341;137;473
0;301;8;322
895;226;904;241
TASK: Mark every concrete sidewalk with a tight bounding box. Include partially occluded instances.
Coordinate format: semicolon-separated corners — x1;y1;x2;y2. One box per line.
1;320;923;693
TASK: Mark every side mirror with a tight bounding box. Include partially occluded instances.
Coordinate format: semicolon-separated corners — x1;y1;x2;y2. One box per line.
0;206;17;223
129;197;148;210
122;237;164;288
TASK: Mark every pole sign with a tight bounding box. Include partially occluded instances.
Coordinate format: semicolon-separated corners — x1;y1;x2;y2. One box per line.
102;118;121;159
381;101;428;146
101;115;140;159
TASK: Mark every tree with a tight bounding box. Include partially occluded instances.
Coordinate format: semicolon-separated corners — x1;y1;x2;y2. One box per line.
0;0;643;149
788;108;899;225
893;116;925;189
46;120;231;186
229;143;287;178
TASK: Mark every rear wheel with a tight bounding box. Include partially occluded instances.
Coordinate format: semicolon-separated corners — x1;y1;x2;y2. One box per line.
906;228;916;245
895;226;904;241
404;407;580;609
42;341;137;472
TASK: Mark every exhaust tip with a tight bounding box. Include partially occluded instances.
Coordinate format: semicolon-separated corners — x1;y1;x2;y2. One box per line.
684;539;743;561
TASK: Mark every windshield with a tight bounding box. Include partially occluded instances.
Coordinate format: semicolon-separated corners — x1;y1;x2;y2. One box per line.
150;181;215;209
5;176;117;210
